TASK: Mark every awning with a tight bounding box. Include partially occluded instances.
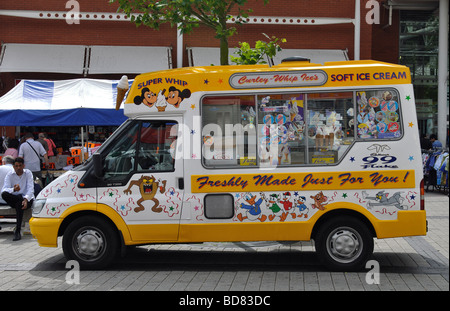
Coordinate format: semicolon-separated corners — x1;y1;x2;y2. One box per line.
187;47;348;66
0;78;131;126
87;45;172;74
0;43;172;74
0;43;86;74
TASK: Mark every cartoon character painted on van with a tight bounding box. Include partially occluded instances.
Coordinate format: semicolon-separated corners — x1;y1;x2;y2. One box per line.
362;190;408;210
236;192;266;222
123;175;167;213
133;86;191;111
235;191;316;223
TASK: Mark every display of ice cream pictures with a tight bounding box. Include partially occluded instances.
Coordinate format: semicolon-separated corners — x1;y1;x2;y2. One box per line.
258;95;306;165
356;90;401;139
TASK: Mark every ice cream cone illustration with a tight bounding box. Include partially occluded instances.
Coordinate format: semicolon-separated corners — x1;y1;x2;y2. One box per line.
115;75;129;110
155;89;167;112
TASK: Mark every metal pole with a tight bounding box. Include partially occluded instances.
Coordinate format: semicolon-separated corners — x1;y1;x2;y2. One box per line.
354;0;361;60
177;23;183;68
438;0;449;145
80;126;84;162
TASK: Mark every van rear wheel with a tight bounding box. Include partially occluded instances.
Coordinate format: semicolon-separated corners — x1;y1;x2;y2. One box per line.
62;216;118;269
315;216;374;271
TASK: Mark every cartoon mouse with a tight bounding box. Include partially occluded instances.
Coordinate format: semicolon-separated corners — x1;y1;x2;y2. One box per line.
166;86;191;108
134;88;161;108
310;191;328;211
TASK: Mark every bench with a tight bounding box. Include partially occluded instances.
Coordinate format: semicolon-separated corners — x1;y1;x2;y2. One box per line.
0;204;32;230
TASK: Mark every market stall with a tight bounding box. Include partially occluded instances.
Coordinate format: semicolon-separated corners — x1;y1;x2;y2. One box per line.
0;78;131;167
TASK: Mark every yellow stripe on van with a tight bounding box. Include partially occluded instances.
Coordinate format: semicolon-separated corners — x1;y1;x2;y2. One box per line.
191;170;415;193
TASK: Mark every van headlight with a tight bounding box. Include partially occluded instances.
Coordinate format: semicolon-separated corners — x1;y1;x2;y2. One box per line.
32;199;46;216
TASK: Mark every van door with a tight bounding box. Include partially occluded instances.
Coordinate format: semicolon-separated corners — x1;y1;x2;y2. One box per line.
97;117;184;242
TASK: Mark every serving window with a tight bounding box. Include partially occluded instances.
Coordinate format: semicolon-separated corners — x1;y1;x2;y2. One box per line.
201;88;400;168
258;92;354;166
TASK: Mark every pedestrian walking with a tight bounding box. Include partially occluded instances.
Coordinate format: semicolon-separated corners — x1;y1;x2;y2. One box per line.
37;133;49;153
18;132;49;182
44;133;57;157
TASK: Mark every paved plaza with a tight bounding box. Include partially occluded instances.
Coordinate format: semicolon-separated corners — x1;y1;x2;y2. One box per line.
0;192;448;292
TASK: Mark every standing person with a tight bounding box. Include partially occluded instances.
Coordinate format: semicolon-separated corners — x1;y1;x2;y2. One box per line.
3;138;20;159
18;132;49;181
1;157;35;241
38;133;49;153
430;134;443;150
44;133;57;157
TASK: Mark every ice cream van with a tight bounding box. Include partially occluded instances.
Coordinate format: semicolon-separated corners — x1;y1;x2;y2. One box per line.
29;58;427;271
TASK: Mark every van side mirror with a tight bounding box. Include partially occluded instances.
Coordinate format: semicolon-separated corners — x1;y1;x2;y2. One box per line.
92;153;104;178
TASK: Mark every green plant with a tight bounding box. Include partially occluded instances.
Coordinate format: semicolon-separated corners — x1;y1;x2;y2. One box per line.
231;34;286;65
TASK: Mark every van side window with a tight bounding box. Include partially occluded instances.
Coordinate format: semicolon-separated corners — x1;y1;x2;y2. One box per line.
257;93;307;166
356;89;401;140
257;92;354;166
202;96;257;167
103;120;178;182
137;121;178;172
201;93;355;168
306;92;354;165
103;121;140;182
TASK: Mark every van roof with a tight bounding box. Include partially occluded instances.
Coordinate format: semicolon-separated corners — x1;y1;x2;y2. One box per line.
123;60;411;116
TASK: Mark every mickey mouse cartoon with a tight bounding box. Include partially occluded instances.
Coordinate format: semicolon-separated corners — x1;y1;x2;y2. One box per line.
134;88;159;108
166;86;191;108
134;86;191;111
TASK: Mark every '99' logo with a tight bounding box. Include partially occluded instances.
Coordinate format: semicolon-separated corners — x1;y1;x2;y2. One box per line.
362;156;398;169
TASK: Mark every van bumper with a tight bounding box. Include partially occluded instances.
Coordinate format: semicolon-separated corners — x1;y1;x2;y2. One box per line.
29;217;62;247
375;210;427;239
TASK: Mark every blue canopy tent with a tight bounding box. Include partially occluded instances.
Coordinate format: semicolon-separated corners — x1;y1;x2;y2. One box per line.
0;79;130;126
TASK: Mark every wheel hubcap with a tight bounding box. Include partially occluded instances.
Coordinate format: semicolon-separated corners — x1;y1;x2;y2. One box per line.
74;229;105;260
327;227;362;264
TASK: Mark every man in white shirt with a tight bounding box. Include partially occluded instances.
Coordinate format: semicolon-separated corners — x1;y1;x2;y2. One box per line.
18;132;49;182
1;157;35;241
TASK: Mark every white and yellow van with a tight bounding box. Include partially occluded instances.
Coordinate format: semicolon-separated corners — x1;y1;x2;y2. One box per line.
30;58;427;271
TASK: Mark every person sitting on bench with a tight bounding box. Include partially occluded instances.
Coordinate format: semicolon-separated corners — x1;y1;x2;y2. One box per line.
0;155;15;231
1;157;34;241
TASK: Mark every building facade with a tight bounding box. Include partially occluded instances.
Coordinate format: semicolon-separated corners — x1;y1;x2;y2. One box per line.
0;0;448;147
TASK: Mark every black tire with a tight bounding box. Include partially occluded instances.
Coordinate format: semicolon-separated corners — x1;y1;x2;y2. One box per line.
315;216;374;271
62;216;119;269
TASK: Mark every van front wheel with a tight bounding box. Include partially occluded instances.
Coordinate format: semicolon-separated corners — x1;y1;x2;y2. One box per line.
62;216;119;269
315;216;374;271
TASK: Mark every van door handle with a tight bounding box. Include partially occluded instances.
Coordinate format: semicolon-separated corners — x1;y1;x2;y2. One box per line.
178;177;184;190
